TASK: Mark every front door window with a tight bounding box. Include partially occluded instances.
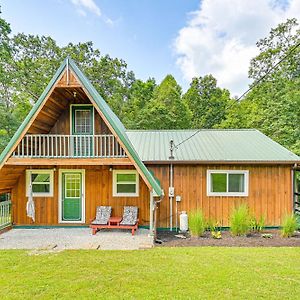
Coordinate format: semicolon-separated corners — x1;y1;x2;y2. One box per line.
62;172;82;221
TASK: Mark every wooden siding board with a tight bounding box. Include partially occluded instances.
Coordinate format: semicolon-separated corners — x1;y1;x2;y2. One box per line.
10;164;293;227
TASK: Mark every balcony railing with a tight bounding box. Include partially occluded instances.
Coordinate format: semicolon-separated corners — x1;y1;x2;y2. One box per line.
0;200;11;230
12;134;127;158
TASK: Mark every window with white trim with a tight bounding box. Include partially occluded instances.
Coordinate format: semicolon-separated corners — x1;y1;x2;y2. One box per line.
26;170;54;197
113;170;139;197
207;170;249;196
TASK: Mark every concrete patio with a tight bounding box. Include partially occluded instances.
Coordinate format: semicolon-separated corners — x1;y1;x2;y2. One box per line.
0;228;153;250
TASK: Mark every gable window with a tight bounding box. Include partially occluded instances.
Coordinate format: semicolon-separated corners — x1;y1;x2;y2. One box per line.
26;170;54;197
113;170;139;197
207;170;249;196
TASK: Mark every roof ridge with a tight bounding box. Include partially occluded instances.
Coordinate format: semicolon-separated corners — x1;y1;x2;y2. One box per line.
126;129;258;132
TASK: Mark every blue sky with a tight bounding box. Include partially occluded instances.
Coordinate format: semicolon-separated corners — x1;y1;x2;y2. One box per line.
1;0;199;89
1;0;300;95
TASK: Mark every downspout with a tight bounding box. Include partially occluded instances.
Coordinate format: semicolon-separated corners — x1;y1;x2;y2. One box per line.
169;140;175;232
169;163;173;231
149;190;154;234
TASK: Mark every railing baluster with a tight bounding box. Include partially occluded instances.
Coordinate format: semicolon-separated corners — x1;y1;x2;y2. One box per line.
59;136;62;157
30;135;33;157
68;135;70;158
14;134;127;159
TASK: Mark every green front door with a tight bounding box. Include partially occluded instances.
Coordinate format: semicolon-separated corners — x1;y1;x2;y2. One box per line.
62;172;82;221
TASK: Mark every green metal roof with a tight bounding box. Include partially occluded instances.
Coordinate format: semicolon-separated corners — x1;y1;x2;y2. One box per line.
126;129;300;163
0;58;163;196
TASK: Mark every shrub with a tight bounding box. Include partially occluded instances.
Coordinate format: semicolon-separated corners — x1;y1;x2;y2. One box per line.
262;233;273;239
281;214;297;238
249;215;265;233
206;219;222;239
230;204;251;236
188;210;206;237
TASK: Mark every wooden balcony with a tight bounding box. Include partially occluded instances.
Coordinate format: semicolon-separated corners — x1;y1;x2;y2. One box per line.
12;134;127;159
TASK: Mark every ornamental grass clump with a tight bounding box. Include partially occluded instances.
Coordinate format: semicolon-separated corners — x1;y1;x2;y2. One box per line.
230;204;251;236
281;214;298;238
189;210;206;237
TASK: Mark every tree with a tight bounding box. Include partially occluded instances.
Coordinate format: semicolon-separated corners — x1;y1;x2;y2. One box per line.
136;75;191;129
222;19;300;155
183;75;230;128
249;18;300;81
121;78;156;129
0;15;137;151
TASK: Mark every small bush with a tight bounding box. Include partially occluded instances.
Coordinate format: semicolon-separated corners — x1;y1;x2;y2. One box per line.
206;219;222;239
262;233;273;239
230;204;251;236
249;215;265;233
189;210;206;237
281;214;297;238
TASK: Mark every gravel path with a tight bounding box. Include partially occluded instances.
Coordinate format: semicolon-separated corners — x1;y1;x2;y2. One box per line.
0;228;153;250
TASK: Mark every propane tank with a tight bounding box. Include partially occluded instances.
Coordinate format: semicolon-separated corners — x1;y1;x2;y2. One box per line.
179;211;188;233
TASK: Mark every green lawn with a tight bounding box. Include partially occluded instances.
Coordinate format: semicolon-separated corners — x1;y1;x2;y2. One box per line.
0;247;299;299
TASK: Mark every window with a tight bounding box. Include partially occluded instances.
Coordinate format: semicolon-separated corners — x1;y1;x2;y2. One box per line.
207;170;249;196
26;170;54;197
113;170;139;197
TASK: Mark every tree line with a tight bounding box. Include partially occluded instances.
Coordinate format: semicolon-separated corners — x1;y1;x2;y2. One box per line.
0;16;299;155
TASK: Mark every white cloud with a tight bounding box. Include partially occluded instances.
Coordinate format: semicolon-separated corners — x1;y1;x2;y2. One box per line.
71;0;101;16
70;0;117;27
174;0;300;96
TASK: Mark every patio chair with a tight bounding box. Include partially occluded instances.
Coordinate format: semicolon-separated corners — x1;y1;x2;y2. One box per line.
119;206;139;235
90;206;112;235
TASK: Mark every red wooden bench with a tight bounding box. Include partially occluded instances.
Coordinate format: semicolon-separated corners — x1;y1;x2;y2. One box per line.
90;217;139;236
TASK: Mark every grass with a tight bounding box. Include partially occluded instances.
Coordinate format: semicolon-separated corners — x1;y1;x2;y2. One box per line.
230;204;251;236
0;248;299;299
281;214;298;237
188;210;206;236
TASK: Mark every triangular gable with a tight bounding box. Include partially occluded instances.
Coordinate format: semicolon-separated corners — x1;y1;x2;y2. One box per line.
0;57;163;197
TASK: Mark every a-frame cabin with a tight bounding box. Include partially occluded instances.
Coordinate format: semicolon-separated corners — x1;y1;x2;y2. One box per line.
0;58;299;232
0;58;162;229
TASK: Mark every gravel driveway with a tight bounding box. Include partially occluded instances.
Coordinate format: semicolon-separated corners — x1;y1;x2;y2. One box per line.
0;228;153;250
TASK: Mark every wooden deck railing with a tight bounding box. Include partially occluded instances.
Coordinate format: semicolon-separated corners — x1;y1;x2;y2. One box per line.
12;134;127;158
0;200;11;229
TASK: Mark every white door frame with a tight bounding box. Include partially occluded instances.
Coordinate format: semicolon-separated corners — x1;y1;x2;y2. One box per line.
58;169;85;224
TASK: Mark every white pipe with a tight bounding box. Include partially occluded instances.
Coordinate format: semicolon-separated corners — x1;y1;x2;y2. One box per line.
175;199;178;231
149;190;154;235
169;163;173;231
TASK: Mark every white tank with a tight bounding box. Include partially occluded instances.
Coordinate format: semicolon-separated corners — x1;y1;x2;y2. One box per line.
179;211;188;233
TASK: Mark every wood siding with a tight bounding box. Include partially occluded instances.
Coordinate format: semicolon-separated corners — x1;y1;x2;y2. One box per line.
11;164;293;227
11;165;150;226
148;164;293;228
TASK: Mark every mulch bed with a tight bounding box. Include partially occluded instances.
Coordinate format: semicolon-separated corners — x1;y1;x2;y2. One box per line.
156;230;300;247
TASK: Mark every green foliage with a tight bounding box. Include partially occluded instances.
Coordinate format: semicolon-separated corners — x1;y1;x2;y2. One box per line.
136;75;191;129
230;204;251;236
206;219;221;238
1;14;300;160
221;19;300;156
183;75;230;129
188;210;206;237
249;215;265;233
281;214;298;238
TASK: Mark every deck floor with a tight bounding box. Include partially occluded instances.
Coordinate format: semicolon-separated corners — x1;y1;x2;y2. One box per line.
0;228;153;250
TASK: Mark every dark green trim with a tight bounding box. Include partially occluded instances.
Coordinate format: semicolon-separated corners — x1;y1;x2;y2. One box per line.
13;225;282;230
155;226;281;231
71;105;94;135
